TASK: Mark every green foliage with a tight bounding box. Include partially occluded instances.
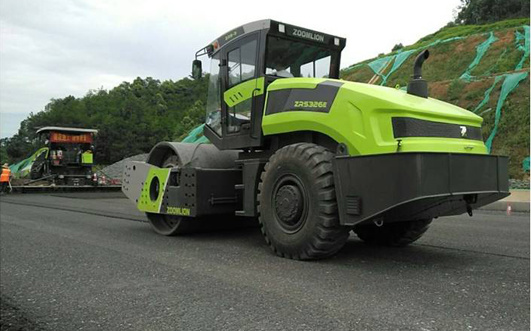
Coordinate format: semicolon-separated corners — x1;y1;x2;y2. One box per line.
471;41;522;76
454;0;530;25
447;79;468;101
412;18;529;49
341;65;375;83
391;43;404;52
3;76;209;165
0;138;9;165
342;21;530;87
343;19;529;77
173;100;205;141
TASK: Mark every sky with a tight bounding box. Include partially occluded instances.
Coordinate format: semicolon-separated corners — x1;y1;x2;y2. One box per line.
0;0;461;138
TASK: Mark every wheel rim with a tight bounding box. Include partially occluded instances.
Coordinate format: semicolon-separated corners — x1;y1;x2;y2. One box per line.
272;174;308;234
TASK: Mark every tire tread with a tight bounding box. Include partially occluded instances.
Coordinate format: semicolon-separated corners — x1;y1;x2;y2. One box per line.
257;143;349;260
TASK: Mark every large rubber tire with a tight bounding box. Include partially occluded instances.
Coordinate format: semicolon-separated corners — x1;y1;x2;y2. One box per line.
257;143;350;260
353;219;432;247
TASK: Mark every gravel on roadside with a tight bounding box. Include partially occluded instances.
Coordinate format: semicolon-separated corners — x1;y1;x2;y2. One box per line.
96;154;147;181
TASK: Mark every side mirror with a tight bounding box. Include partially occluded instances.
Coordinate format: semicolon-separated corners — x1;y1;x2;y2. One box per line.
192;60;202;80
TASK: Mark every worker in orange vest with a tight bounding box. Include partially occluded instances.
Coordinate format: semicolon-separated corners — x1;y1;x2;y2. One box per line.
1;163;12;194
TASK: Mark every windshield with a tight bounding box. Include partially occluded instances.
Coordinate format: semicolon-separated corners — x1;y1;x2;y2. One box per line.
265;36;333;78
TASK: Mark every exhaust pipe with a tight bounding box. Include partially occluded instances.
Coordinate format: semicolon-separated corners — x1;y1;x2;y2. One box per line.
407;50;430;98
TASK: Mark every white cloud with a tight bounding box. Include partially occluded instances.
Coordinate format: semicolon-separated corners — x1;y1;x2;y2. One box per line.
0;0;460;138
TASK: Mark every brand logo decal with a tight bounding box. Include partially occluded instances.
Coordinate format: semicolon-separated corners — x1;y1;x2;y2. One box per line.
292;28;325;42
167;206;191;216
460;126;467;137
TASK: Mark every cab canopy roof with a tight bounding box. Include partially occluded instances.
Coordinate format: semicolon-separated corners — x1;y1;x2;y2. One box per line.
204;19;346;56
36;126;98;134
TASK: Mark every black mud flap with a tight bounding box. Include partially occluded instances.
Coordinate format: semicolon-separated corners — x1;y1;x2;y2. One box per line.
333;153;509;226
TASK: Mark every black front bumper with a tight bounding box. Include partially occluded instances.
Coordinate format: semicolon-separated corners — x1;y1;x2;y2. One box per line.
333;153;509;226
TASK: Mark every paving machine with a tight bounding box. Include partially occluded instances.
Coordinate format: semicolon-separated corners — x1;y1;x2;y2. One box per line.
33;126;98;186
122;20;509;260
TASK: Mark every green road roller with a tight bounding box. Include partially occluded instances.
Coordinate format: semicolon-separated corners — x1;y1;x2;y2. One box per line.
122;19;509;260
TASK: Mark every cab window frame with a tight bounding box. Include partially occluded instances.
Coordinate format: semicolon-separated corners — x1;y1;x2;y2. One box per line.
222;34;260;136
264;35;340;79
227;39;258;88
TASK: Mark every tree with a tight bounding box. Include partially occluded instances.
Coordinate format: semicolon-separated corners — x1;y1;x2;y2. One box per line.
173;100;205;141
2;76;210;165
0;138;9;165
454;0;530;25
392;43;404;52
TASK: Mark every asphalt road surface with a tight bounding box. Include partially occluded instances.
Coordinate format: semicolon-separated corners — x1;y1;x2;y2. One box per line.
0;192;529;331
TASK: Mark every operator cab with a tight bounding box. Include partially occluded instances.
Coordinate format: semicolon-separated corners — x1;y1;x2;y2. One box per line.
36;127;97;166
193;19;346;150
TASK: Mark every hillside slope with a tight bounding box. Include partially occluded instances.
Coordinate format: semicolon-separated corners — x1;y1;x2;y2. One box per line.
341;18;530;179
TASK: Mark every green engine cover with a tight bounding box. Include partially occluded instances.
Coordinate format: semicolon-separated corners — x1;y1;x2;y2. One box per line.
262;78;487;156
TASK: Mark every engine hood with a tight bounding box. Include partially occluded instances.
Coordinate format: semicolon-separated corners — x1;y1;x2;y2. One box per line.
262;78;487;156
338;80;483;127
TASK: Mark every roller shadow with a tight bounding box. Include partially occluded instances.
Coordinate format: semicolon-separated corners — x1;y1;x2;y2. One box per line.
320;235;479;270
129;215;479;270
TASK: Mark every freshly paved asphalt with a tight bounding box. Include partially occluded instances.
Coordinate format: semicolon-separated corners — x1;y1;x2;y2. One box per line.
0;192;529;331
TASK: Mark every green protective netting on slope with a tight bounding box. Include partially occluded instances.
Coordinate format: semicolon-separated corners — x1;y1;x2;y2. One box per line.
515;25;530;70
473;75;504;113
484;71;529;153
342;62;365;74
380;50;416;86
460;32;498;81
524;157;530;172
421;36;464;48
366;36;464;86
367;56;393;79
181;124;210;144
367;51;416;86
353;25;529;86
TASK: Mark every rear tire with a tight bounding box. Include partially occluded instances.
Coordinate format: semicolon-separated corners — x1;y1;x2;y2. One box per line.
258;143;350;260
353;219;432;247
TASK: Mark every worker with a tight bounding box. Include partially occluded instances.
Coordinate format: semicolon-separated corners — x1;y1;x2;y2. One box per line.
0;163;12;194
81;149;93;164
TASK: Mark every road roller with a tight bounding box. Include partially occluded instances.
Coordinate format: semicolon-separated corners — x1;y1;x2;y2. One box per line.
122;19;509;260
